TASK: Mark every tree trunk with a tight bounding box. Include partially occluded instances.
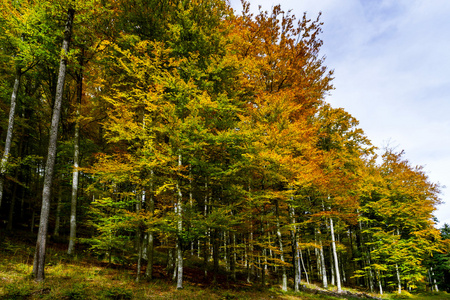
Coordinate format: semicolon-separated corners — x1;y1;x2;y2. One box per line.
0;67;21;209
224;231;229;272
377;269;383;295
213;229;220;284
319;236;328;288
330;217;341;293
176;153;183;289
33;7;75;282
300;249;309;284
232;231;237;281
396;263;401;294
330;246;335;286
54;180;63;236
6;180;18;231
136;230;143;282
145;170;155;279
136;191;144;282
290;205;300;292
431;267;438;292
203;181;209;279
68;50;83;255
275;200;287;291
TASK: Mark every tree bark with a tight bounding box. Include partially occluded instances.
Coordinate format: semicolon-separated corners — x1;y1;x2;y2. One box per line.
176;153;183;289
33;7;75;282
232;231;237;281
275;200;287;292
289;205;300;292
68;50;83;255
54;180;63;236
145;170;155;279
6;179;18;231
330;217;342;293
319;238;328;288
213;229;220;284
430;267;438;292
396;263;401;294
300;249;309;284
136;191;144;282
377;269;383;295
0;67;21;209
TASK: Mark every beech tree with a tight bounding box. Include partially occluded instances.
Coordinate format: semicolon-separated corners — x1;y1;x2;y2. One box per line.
33;5;75;282
359;150;441;292
0;0;445;294
0;0;43;209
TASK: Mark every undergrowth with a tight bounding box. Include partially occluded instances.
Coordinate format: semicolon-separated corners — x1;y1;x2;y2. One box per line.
1;233;449;299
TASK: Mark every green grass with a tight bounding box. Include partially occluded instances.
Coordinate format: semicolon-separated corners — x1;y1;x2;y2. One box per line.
0;236;300;300
1;234;449;300
381;291;450;300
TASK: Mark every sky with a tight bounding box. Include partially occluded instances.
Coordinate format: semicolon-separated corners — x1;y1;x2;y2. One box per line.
229;0;450;227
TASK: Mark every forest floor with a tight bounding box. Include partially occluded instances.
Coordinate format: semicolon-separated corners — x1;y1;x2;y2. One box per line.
0;230;449;300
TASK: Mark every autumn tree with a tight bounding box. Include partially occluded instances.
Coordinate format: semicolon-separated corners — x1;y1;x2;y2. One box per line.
230;2;334;291
358;150;442;293
85;0;243;288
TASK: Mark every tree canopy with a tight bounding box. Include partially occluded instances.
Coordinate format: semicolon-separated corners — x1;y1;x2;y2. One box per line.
0;0;446;294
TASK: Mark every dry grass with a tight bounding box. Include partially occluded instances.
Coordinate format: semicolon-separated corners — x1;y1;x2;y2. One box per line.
0;235;303;299
2;233;449;299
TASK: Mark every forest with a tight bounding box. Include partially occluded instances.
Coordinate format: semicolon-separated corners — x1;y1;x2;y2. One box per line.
0;0;449;298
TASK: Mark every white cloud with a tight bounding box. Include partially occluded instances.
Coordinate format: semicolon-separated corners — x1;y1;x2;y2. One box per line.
229;0;450;227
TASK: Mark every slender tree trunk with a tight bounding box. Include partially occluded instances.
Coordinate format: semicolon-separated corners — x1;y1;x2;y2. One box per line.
330;217;341;293
232;231;237;281
300;249;309;284
261;216;267;286
6;180;18;231
33;8;75;282
248;225;254;283
136;230;143;282
54;180;63;236
136;192;143;282
0;67;21;209
68;50;83;255
176;153;183;289
396;264;401;294
31;209;35;233
189;166;194;256
289;205;300;292
173;244;178;281
330;246;335;286
145;170;155;279
261;246;266;286
167;246;174;274
368;265;374;292
297;248;302;286
374;269;382;295
319;235;328;288
203;181;209;279
224;231;230;272
213;229;220;284
430;267;438;291
275;200;287;292
244;237;249;282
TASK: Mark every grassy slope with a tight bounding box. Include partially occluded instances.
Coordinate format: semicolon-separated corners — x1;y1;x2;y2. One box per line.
1;232;449;300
